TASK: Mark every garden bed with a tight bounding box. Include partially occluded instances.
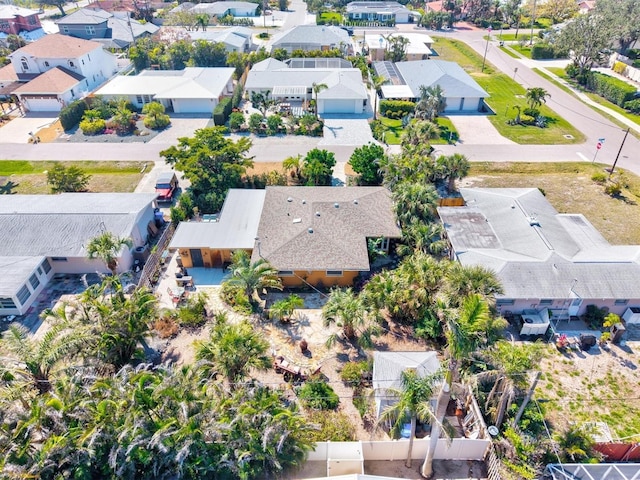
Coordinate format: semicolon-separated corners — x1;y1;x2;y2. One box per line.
56;118;162;143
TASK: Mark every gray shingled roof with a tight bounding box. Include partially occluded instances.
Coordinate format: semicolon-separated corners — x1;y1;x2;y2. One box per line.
56;8;111;25
0;256;45;294
438;188;640;301
390;60;488;98
252;187;401;271
269;25;350;48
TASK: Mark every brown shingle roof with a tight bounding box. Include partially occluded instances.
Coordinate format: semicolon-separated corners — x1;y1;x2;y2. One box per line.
253;186;401;271
14;66;84;94
11;33;101;58
0;64;18;82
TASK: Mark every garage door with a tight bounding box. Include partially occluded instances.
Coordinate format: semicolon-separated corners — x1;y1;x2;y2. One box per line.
172;98;216;114
23;97;62;112
321;99;355;114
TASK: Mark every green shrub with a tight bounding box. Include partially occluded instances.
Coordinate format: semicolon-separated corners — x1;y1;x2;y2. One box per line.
248;112;264;132
591;171;607;183
352;387;372;419
523;107;540;117
79;118;106;135
613;61;628;74
297;379;339;410
531;43;555;59
143;113;170;130
229;111;245;130
380;99;415;118
60;99;88;131
213;97;233;126
632;59;640;69
627;49;640;60
303;410;355;442
520;114;536;125
257;32;269;39
605;181;622;197
220;281;253;314
340;360;372;388
583;304;607;328
624;99;640;114
586;72;637;107
266;114;283;134
177;292;209;328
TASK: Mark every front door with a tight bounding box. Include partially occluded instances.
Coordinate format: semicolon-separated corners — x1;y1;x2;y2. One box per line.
190;249;204;267
568;298;582;316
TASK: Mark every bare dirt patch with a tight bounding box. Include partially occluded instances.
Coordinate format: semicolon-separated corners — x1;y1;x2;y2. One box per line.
246;162;284;176
35;119;63;143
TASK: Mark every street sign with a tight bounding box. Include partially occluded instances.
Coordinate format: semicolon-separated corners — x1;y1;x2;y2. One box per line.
598;137;606;143
596;142;602;150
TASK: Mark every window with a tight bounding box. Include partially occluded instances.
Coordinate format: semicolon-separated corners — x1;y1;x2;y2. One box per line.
37;266;43;275
85;25;96;35
68;60;76;68
20;58;29;71
326;270;343;277
539;299;553;305
497;299;515;306
143;95;151;103
28;16;37;25
278;270;294;277
42;259;52;273
0;297;16;308
615;299;629;305
44;61;50;67
17;285;31;306
29;274;40;290
62;25;69;33
136;95;143;104
0;21;10;31
51;257;68;262
380;237;390;251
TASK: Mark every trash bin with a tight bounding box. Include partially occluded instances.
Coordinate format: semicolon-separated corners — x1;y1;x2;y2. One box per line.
611;323;626;344
579;334;597;350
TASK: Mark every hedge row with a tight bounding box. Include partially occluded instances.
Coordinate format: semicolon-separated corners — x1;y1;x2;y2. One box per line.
213;97;233;126
379;99;415;118
586;72;637;107
60;99;88;131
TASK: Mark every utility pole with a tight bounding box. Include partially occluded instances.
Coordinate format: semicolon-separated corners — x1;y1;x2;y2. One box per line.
529;0;537;45
609;128;630;179
481;27;491;72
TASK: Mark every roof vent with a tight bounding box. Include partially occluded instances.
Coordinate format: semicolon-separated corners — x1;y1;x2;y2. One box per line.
308;228;314;233
315;211;321;217
334;203;339;208
287;197;293;202
302;199;306;204
528;216;540;227
293;218;302;224
353;199;358;205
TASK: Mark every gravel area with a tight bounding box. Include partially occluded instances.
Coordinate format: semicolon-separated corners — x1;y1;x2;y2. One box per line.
55;118;162;144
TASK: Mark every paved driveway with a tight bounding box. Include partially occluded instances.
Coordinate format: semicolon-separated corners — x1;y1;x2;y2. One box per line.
318;117;376;147
0;114;58;144
448;114;515;145
148;116;212;145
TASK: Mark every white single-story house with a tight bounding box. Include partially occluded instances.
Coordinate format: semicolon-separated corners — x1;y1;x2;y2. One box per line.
95;67;235;113
346;1;419;23
267;25;351;54
171;1;258;17
373;351;440;419
374;59;488;113
0;193;158;316
364;32;434;61
187;26;253;52
438;188;640;319
245;58;368;115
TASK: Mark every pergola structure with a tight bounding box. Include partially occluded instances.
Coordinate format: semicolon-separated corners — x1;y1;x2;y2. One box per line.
544;463;640;480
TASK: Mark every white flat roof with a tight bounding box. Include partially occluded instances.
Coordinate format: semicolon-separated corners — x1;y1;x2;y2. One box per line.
381;84;414;98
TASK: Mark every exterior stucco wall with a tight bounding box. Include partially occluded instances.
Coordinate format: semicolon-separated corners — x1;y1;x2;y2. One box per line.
281;270;359;288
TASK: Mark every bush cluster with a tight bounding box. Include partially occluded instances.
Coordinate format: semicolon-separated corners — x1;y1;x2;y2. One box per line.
531;43;560;60
213;97;233;126
586;72;637;107
380;100;415;118
79;118;106;135
220;282;252;315
297;379;339;410
60;99;88;131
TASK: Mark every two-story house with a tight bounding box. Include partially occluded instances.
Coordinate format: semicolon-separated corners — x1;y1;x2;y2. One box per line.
55;8;159;49
0;5;41;36
5;33;117;111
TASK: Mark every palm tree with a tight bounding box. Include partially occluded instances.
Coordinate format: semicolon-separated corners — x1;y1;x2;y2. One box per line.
283;154;303;183
397;221;446;257
442;263;504;308
322;287;379;348
86;232;133;276
195;13;209;31
401;120;441;147
435;153;470;193
269;294;304;323
195;312;271;388
369;74;387;120
224;250;282;303
312;82;328;119
392;182;440;228
421;294;493;478
525;87;550;110
414;85;446;121
251;90;277;118
377;369;441;468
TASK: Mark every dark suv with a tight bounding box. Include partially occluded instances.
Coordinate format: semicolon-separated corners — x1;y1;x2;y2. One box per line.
155;172;178;202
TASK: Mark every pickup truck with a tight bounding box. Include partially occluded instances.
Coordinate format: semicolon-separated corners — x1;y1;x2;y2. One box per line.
155;172;178;202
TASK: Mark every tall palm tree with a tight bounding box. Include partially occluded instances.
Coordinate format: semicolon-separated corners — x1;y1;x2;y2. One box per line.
397;221;446;257
442;262;504;308
421;294;492;478
322;287;379;348
415;85;446;121
369;74;387;120
377;369;441;468
86;232;133;276
401;120;441;147
392;182;440;228
195;312;271;388
435;153;470;193
525;87;550;110
312;82;328;119
224;250;282;302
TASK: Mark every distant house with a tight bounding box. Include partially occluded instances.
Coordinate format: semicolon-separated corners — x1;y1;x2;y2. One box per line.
0;193;158;316
245;57;368;115
438;188;640;319
169;187;402;288
56;8;159;49
268;25;351;54
373;351;440;419
374;59;488;113
159;26;253;53
171;1;258;18
95;67;234;113
0;5;41;36
345;1;419;24
3;34;117;111
364;32;434;61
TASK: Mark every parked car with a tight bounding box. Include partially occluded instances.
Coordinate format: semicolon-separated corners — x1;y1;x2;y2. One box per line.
339;25;354;36
155;172;178;203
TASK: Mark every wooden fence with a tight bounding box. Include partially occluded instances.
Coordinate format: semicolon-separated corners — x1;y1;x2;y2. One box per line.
138;223;175;290
594;443;640;462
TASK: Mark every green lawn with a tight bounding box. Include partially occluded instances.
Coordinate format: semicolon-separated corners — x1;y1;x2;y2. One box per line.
318;12;342;24
499;46;522;59
378;116;459;145
432;36;585;144
509;43;533;59
379;117;403;144
0;161;146;194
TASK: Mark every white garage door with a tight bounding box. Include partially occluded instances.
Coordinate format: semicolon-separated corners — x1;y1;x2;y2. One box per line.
322;99;355;114
172;98;217;114
23;97;62;112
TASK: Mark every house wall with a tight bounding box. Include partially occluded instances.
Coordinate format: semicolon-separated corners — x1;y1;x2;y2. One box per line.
0;259;54;316
369;47;385;61
406;52;430;61
229;6;257;16
0;13;41;34
281;270;359;288
58;21;109;40
177;248;249;269
496;298;640;319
